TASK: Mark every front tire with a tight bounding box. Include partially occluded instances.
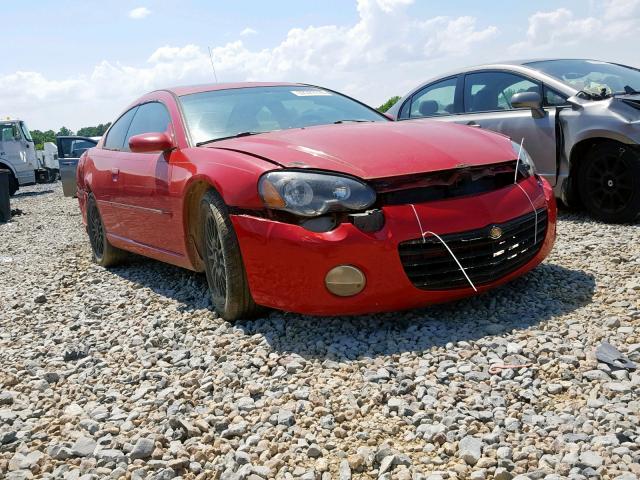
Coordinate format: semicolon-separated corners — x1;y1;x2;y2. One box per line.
578;143;640;223
86;194;127;266
8;173;18;196
200;190;259;321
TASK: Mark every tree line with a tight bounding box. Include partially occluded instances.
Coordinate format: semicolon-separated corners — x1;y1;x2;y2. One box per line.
30;123;112;149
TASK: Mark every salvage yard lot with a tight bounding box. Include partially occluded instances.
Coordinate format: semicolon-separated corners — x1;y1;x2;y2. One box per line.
1;183;639;480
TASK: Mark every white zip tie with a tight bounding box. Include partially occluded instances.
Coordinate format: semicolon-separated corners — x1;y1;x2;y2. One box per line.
516;183;539;245
514;137;524;184
513;138;539;245
409;204;478;292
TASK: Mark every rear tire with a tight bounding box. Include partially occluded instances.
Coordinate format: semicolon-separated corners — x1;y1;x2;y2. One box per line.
578;143;640;223
86;193;127;267
199;190;260;321
8;173;18;196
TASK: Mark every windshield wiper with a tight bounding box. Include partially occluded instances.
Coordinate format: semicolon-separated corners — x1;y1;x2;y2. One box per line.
612;85;640;96
196;131;263;147
333;119;374;124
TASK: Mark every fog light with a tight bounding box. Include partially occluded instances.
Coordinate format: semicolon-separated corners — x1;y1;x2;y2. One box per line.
325;265;366;297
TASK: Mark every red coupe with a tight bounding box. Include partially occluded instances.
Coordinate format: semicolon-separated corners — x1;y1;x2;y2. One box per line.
76;83;556;320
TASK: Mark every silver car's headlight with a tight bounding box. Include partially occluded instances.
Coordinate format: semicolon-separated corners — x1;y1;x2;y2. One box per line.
259;171;376;217
511;140;536;177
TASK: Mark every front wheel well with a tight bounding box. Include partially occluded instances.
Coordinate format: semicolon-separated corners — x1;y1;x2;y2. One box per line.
0;162;16;177
184;180;220;272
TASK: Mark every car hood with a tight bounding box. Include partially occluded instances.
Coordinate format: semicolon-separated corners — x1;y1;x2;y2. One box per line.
208;121;516;179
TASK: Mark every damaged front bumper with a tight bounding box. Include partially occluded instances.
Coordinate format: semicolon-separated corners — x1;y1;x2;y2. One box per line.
231;176;557;316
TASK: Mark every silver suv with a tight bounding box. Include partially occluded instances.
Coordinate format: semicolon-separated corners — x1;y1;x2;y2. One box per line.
388;59;640;223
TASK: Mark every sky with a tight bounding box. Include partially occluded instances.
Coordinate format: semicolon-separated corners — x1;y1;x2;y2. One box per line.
2;0;639;131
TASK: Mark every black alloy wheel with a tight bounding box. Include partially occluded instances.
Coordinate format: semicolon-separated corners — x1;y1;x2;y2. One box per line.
199;190;260;321
579;143;640;223
86;194;126;266
88;198;105;261
204;213;227;306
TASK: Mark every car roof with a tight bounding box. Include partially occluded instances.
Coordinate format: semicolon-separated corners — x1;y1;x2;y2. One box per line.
427;58;615;77
163;82;304;97
388;59;601;116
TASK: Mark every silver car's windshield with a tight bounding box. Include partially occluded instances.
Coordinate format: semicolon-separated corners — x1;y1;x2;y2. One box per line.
527;59;640;97
179;86;387;146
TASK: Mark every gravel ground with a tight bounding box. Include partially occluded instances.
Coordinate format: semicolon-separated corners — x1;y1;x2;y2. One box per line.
0;182;638;480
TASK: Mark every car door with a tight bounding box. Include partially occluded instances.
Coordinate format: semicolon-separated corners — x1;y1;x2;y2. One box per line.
451;70;558;186
116;101;180;253
57;136;98;197
90;107;138;235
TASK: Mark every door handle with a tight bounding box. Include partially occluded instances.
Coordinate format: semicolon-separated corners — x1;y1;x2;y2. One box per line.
111;168;119;181
466;121;481;128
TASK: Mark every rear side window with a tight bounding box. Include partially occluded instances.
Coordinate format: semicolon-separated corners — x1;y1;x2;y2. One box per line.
124;102;172;150
464;72;540;113
104;107;138;150
406;78;457;118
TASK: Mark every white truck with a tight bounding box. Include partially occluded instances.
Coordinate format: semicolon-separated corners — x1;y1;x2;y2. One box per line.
0;119;45;195
36;142;60;181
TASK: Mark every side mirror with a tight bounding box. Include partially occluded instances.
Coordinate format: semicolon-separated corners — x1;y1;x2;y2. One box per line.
129;132;174;153
511;92;545;119
382;112;395;120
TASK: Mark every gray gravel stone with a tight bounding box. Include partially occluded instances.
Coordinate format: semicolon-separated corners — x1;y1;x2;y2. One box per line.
579;451;604;468
459;436;483;465
71;436;97;457
1;183;638;479
129;437;155;460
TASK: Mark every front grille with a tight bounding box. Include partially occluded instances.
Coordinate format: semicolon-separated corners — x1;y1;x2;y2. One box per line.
371;161;525;206
399;208;548;290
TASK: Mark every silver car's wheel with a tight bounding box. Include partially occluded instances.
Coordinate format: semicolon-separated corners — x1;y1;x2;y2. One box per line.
579;144;640;223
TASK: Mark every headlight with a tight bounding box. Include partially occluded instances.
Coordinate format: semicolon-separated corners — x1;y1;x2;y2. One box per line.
259;171;376;217
511;140;536;177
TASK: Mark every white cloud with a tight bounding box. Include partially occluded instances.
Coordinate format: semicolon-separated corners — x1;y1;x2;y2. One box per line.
128;7;151;20
511;1;640;54
0;0;501;130
240;27;257;36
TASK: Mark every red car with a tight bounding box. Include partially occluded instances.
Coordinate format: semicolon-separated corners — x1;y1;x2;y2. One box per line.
77;83;556;320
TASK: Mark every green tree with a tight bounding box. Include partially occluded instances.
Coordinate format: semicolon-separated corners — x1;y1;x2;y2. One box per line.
77;122;111;137
31;129;56;150
57;126;74;137
377;96;401;113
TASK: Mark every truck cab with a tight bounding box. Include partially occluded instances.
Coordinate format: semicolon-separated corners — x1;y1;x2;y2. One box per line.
0;119;38;195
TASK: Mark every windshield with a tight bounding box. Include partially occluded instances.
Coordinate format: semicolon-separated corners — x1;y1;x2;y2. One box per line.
526;59;640;97
0;123;19;142
179;86;387;145
19;122;34;142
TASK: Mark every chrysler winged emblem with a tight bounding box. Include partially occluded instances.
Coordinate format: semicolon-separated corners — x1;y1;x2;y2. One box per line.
489;226;503;240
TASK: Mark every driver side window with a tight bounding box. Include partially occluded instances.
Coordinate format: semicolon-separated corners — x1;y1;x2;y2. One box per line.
123;102;172;152
464;72;540;113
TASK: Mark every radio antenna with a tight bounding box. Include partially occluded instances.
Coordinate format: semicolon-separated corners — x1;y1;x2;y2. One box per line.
207;46;219;83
